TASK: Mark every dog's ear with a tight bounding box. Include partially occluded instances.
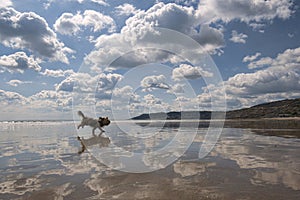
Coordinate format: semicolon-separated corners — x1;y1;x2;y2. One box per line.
99;117;103;120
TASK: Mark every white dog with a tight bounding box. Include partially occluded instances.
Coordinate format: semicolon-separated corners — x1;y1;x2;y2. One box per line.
77;111;110;135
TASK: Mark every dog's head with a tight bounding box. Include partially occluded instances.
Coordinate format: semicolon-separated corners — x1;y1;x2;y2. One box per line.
98;117;110;127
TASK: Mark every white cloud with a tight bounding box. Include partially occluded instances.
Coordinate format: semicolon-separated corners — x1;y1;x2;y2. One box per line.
172;64;213;81
225;68;299;96
121;2;224;52
230;30;248;44
111;85;135;99
115;3;140;16
168;84;185;94
0;7;73;64
44;0;108;9
55;72;123;97
86;2;225;71
0;89;73;120
55;73;94;92
30;90;58;100
54;10;116;36
141;75;170;90
122;3;196;36
139;94;171;113
249;22;266;31
192;24;225;53
87;0;295;71
30;90;73;109
95;73;123;99
247;57;273;69
0;0;12;8
6;79;32;87
197;0;294;25
198;47;300;109
0;89;28;105
243;52;261;63
90;0;108;6
0;52;41;73
40;69;74;77
144;94;162;105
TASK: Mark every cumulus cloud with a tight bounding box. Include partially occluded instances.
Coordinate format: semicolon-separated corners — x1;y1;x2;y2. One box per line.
54;72;124;114
243;52;261;63
115;3;140;16
0;7;73;63
198;47;300;109
141;75;170;90
55;72;123;98
97;73;123;90
6;79;32;87
140;94;172;113
0;89;28;105
44;0;108;9
225;69;299;96
0;89;73;119
0;0;12;7
0;52;41;73
121;2;224;51
30;90;73;109
247;57;273;69
192;24;225;53
90;0;108;6
172;64;213;81
197;0;294;25
144;94;162;105
40;69;74;77
86;2;225;71
122;3;196;36
55;73;94;92
230;30;248;44
86;1;296;71
54;10;116;36
247;47;300;70
95;73;123;99
169;84;185;94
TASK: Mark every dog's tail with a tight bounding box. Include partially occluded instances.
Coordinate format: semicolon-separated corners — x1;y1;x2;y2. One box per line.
77;111;85;118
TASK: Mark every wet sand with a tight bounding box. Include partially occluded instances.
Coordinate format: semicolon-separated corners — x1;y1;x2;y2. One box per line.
0;120;299;199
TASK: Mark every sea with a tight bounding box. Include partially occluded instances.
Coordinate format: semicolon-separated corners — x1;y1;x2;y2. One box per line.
0;119;299;200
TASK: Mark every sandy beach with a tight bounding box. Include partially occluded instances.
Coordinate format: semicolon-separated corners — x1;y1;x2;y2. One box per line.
0;119;299;199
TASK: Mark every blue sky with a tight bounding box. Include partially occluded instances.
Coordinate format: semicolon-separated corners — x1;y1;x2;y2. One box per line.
0;0;299;120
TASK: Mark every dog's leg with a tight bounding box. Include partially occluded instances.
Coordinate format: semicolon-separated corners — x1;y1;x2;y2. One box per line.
97;127;104;136
92;127;97;135
98;132;103;136
77;136;86;154
77;123;85;129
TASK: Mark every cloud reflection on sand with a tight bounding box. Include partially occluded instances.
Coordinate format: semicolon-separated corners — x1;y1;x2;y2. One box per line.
173;161;216;177
213;128;300;190
0;175;43;196
0;121;300;199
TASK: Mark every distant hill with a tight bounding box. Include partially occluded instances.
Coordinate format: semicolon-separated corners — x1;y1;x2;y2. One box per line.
226;98;300;119
131;98;300;120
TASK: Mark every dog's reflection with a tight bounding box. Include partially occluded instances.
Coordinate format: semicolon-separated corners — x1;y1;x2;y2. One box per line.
77;134;111;154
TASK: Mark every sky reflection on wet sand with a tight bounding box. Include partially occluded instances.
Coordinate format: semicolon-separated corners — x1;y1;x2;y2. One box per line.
0;121;299;199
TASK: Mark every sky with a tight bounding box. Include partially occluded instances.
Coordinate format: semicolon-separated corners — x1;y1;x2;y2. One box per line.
0;0;299;120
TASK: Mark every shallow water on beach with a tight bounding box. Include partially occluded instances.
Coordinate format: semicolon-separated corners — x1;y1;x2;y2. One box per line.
0;120;299;200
